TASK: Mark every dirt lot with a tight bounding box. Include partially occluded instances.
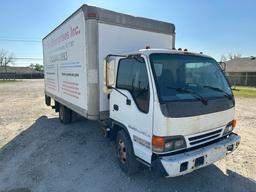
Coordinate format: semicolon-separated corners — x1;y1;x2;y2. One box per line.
0;80;255;192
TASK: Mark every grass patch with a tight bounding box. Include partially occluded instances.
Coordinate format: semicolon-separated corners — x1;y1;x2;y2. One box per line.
0;80;21;83
232;86;256;98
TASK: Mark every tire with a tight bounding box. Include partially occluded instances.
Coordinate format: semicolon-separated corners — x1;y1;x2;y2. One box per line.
116;130;141;175
59;104;72;124
54;101;60;112
45;95;51;106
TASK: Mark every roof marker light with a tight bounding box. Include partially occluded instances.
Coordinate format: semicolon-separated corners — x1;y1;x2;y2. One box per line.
87;12;97;18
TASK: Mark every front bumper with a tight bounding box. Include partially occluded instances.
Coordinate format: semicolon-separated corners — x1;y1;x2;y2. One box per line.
153;133;240;177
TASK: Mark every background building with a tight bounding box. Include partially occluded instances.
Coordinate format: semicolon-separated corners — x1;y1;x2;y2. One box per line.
225;57;256;86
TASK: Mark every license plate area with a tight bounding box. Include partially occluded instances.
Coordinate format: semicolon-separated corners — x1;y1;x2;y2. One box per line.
195;156;204;167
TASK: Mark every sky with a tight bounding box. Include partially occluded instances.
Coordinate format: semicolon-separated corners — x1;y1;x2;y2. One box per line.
0;0;255;66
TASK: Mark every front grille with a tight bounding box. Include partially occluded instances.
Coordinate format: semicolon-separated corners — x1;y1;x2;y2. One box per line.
188;129;222;146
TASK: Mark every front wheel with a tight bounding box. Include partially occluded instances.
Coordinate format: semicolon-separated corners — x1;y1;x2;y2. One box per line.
116;130;141;175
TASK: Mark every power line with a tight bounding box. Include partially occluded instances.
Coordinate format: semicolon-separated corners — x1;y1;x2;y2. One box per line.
14;57;43;60
1;57;43;60
0;38;41;43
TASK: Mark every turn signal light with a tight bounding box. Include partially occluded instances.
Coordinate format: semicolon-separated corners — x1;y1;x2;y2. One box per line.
152;136;165;152
232;119;237;128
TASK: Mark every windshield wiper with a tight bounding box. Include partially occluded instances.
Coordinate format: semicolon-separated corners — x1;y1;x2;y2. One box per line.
202;85;232;100
167;86;208;105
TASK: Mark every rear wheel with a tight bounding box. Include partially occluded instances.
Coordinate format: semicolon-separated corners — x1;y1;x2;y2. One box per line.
45;95;51;106
59;104;72;124
116;130;140;175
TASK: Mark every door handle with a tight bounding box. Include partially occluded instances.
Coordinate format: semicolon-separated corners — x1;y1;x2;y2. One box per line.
113;104;119;111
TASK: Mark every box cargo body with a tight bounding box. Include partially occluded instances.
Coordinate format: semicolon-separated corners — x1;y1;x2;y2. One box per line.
43;4;175;120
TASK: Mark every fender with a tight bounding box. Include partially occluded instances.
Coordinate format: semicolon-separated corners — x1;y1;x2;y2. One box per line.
110;118;151;167
110;119;130;140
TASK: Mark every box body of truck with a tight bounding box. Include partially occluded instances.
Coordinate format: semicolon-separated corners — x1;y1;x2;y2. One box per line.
43;4;175;120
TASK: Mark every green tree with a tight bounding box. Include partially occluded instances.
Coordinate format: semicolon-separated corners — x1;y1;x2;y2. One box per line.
30;63;44;72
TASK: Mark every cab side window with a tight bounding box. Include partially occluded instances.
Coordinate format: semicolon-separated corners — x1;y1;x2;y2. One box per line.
116;57;150;113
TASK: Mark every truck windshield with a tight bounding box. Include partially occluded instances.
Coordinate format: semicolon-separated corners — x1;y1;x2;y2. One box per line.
150;53;232;102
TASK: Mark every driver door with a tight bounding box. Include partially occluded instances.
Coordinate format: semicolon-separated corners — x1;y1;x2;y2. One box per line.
110;55;153;163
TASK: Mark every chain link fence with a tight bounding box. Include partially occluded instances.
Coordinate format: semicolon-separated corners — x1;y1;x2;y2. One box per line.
225;72;256;86
0;72;44;80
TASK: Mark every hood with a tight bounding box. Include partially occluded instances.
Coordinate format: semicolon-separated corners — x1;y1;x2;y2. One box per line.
166;107;235;136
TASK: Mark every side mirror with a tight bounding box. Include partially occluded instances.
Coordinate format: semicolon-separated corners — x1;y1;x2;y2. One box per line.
219;61;226;72
107;85;131;106
104;58;116;93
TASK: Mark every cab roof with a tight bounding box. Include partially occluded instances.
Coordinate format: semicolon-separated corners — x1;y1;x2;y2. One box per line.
120;48;214;59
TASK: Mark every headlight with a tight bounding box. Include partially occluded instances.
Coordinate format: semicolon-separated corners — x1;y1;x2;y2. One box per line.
152;135;186;153
223;120;236;136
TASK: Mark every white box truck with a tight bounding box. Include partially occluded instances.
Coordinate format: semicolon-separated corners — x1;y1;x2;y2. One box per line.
43;4;240;177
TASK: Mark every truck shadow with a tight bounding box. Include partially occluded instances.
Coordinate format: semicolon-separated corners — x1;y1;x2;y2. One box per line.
0;116;255;192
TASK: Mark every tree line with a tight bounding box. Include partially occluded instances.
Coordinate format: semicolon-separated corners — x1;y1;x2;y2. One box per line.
0;48;44;80
0;48;43;71
220;53;242;62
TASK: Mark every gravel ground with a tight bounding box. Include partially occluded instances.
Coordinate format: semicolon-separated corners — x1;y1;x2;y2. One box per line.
0;79;255;192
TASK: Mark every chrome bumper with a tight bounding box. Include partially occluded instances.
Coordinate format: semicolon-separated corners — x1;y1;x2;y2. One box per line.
157;133;240;177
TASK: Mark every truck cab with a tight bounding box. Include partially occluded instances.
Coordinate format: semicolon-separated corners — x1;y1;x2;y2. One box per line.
105;48;240;177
